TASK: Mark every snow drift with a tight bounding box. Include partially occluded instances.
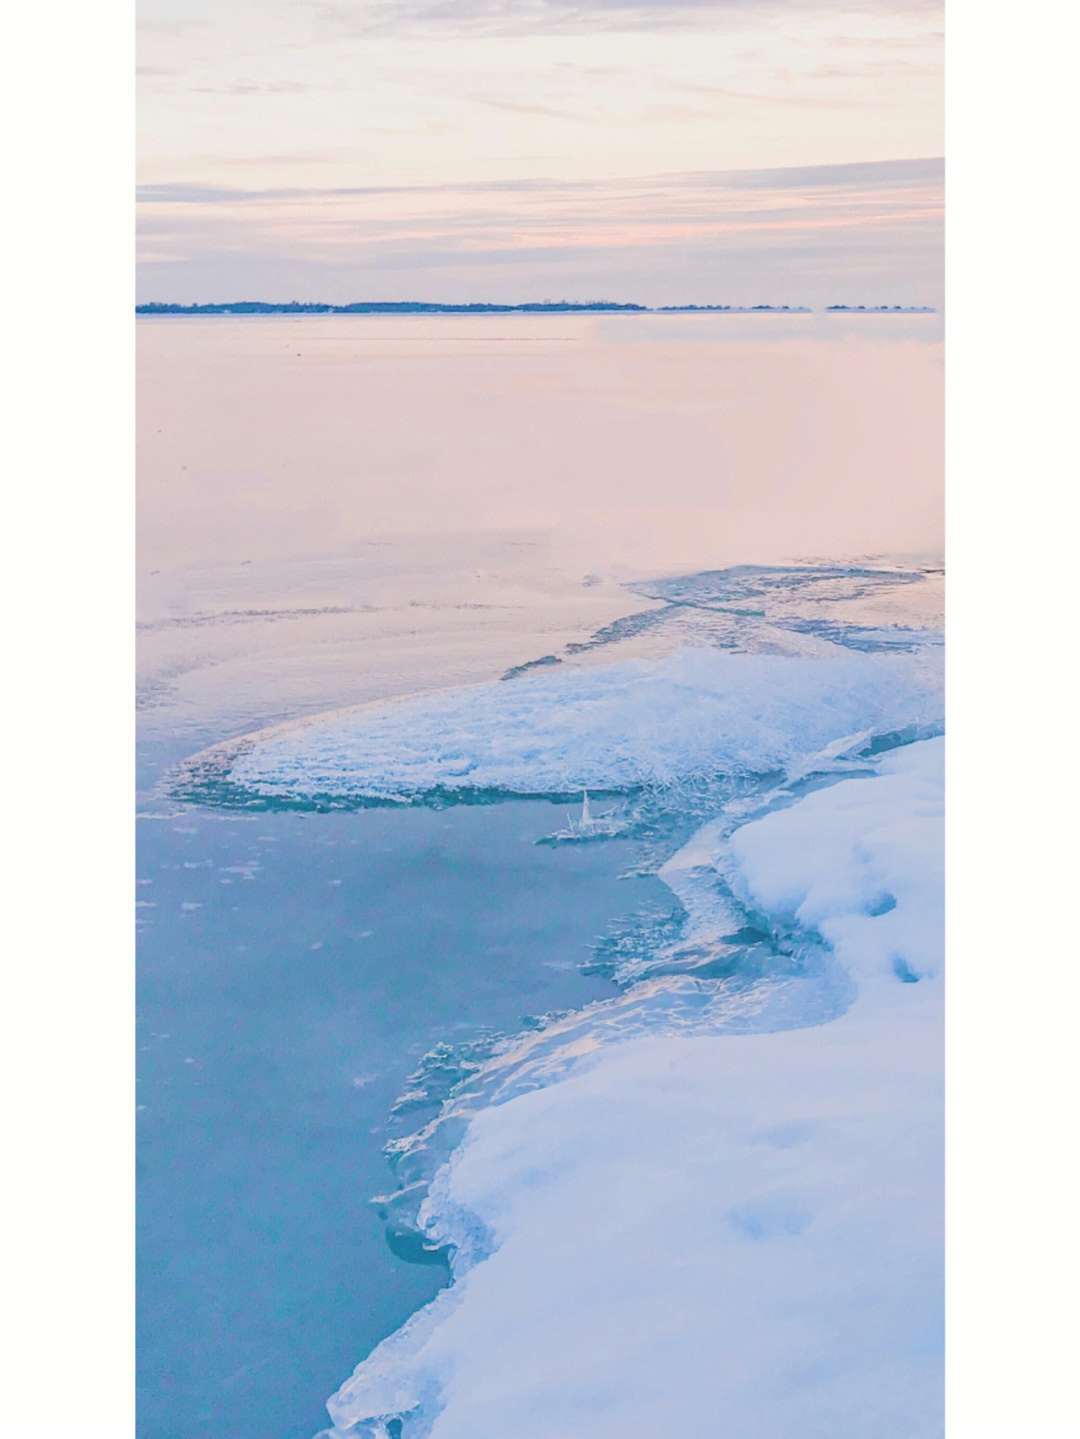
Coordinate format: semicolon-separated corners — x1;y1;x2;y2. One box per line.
323;739;944;1438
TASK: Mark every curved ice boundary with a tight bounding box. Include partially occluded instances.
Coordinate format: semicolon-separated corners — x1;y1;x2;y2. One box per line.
323;738;943;1438
211;647;941;806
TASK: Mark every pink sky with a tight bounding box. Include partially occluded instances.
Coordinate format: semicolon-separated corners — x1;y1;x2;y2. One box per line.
138;0;942;303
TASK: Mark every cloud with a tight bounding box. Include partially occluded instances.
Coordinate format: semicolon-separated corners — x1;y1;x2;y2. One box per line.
136;156;942;307
187;79;321;95
138;178;587;205
306;0;941;39
137;157;943;208
693;157;943;189
467;92;588;121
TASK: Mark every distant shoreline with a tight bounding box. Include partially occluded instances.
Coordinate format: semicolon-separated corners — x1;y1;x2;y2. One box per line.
136;301;935;316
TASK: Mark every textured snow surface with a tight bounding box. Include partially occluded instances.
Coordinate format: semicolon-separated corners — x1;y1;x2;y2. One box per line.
727;737;943;987
229;649;941;801
325;740;943;1439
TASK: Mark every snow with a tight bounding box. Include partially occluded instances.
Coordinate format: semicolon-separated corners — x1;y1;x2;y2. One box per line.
727;738;944;987
228;648;942;802
324;739;944;1438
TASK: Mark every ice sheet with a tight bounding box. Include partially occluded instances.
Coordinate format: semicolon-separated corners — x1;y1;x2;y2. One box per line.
324;740;944;1438
227;648;942;804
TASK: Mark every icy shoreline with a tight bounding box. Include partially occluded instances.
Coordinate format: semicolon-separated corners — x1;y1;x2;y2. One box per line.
214;647;941;806
322;739;943;1438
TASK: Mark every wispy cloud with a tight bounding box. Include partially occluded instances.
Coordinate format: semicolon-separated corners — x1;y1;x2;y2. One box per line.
467;92;588;121
137;177;591;205
187;79;321;96
137;157;942;306
137;158;942;208
307;0;940;39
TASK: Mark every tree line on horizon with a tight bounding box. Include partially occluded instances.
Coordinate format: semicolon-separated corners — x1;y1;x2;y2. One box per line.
135;300;842;315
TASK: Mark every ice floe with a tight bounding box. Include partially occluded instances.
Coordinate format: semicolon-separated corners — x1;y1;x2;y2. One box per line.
222;647;941;805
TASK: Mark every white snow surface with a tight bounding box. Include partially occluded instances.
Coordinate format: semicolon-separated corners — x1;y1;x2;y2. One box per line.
727;737;944;987
229;648;941;800
326;739;944;1438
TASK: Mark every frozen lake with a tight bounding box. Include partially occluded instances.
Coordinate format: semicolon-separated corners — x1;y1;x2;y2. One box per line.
138;313;942;1439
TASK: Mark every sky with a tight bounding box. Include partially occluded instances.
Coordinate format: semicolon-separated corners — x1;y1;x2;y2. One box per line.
137;0;943;304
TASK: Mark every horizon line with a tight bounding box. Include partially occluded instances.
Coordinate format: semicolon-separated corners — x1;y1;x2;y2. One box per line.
136;301;936;315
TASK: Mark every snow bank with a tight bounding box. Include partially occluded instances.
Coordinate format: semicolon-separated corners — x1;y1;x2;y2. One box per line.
727;738;943;987
325;740;944;1438
228;648;941;802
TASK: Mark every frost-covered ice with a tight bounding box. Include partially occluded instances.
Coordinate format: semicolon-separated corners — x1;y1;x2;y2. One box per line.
324;739;943;1438
224;648;941;803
